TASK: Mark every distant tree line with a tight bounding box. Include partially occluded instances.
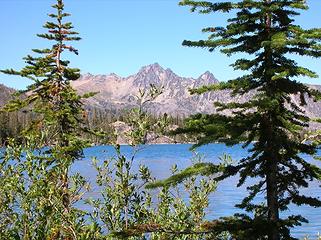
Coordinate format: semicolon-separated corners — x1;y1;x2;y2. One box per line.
0;107;187;146
0;111;33;146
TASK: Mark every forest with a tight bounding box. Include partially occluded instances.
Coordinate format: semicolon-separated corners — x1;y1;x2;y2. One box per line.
0;106;186;146
0;0;321;240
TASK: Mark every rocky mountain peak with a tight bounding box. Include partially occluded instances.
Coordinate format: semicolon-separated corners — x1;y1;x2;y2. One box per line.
134;63;176;87
198;71;219;84
79;73;93;80
138;63;164;74
109;72;120;78
2;64;321;124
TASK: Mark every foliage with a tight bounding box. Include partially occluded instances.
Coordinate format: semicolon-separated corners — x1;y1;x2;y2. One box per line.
88;145;153;240
303;232;321;240
96;152;218;240
0;0;93;238
1;0;320;239
148;156;217;240
124;84;165;145
86;87;217;239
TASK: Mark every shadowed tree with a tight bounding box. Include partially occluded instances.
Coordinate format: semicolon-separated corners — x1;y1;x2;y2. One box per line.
146;0;321;239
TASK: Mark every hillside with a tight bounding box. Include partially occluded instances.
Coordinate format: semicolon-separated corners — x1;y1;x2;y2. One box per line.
0;84;15;106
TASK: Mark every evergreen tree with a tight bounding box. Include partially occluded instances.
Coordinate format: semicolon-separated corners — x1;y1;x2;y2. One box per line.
149;0;321;239
0;112;11;145
0;0;94;238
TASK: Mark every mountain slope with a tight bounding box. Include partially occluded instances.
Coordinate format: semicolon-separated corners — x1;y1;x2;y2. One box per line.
72;63;321;123
73;63;227;116
2;64;321;126
0;84;15;106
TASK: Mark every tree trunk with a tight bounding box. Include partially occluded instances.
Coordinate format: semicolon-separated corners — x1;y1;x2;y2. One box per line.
264;0;280;238
266;157;280;240
263;113;280;240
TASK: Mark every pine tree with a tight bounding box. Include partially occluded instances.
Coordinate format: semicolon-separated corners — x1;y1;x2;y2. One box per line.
148;0;321;239
0;112;11;145
0;0;94;238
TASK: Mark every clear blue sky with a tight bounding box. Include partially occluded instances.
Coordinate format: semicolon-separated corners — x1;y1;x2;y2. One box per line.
1;0;320;89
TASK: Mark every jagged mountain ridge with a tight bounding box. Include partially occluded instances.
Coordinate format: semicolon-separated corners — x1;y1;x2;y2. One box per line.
72;63;321;122
1;63;321;124
72;63;236;116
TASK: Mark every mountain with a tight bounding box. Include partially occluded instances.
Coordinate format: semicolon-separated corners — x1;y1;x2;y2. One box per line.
72;63;225;116
0;84;15;106
2;63;321;128
72;63;321;122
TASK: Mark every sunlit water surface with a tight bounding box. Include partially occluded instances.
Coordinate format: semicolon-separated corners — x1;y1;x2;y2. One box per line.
1;144;319;238
71;144;321;239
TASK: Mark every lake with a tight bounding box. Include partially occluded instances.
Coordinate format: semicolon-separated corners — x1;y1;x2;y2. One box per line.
72;144;321;239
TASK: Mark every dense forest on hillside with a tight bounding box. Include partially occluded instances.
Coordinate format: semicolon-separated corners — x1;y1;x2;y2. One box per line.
0;105;187;146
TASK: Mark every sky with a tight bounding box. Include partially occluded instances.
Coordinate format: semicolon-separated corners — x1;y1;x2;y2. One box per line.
0;0;321;89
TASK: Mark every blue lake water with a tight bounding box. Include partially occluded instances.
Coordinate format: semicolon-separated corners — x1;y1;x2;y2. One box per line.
72;144;321;239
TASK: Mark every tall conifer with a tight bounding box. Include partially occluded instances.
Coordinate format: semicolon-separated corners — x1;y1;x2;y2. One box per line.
149;1;321;239
0;0;93;238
